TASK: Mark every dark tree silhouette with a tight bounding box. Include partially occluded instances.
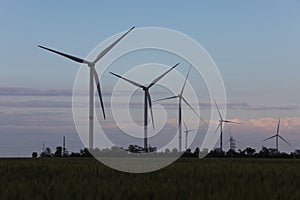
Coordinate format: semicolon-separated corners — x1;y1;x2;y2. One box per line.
165;148;171;154
182;149;193;157
32;152;38;158
226;149;239;157
54;146;62;157
35;143;300;159
245;147;256;156
206;149;225;158
127;145;143;153
80;148;92;157
194;147;200;157
40;147;52;157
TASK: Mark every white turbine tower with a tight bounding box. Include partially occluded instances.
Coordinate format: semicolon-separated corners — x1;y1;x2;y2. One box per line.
154;66;207;152
39;26;135;149
110;63;180;152
263;118;291;152
212;97;240;152
182;120;196;151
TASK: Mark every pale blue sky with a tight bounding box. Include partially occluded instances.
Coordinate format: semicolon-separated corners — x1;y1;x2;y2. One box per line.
1;1;299;91
0;1;299;155
0;1;299;110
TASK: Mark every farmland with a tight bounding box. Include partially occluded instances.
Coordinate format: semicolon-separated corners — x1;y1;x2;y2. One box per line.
0;158;300;199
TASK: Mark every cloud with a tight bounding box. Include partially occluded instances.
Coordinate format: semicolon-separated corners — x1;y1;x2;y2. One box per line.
0;87;73;96
1;88;299;151
0;100;72;108
0;87;113;97
0;111;73;127
2;88;298;112
230;117;300;133
226;103;299;111
156;101;299;111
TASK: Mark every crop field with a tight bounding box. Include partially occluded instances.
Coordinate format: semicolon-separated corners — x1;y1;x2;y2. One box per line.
0;158;300;199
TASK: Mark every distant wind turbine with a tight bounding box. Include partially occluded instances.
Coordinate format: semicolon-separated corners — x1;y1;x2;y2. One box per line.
183;120;196;151
212;97;240;152
38;26;135;149
263;118;291;152
110;63;180;152
154;66;207;152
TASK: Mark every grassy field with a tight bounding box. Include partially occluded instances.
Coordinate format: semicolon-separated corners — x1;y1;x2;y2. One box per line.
0;158;300;200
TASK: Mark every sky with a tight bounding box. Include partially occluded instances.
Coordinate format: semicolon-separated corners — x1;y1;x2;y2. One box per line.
0;1;300;156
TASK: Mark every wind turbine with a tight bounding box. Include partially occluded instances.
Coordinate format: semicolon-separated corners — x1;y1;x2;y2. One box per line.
212;97;240;152
110;63;180;152
154;66;207;152
38;26;135;149
263;118;291;152
182;120;196;151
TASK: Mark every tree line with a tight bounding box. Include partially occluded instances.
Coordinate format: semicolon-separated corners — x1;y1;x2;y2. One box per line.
32;145;300;159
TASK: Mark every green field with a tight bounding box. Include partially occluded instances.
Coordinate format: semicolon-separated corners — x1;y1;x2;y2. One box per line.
0;158;300;199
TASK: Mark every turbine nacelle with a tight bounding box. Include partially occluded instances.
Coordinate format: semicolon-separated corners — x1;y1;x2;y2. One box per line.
87;62;95;67
219;119;240;124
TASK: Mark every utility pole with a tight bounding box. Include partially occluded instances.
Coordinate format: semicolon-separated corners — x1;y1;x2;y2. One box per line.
63;136;66;156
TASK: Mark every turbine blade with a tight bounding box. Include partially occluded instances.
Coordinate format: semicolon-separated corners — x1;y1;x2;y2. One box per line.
183;119;188;131
93;26;135;64
278;135;291;146
153;96;178;103
148;63;180;88
213;123;221;137
38;45;89;64
187;129;196;132
182;97;207;125
91;66;105;119
146;90;155;130
180;65;192;96
212;96;223;121
277;118;280;134
109;72;143;88
263;135;276;141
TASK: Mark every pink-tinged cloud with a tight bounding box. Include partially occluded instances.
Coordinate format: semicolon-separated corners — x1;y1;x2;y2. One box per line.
231;117;300;133
100;119;178;130
165;118;178;127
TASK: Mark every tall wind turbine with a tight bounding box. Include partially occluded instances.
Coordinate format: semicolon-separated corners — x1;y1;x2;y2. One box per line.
39;26;135;149
154;66;207;152
263;118;291;152
183;120;196;151
110;63;180;152
212;97;240;152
